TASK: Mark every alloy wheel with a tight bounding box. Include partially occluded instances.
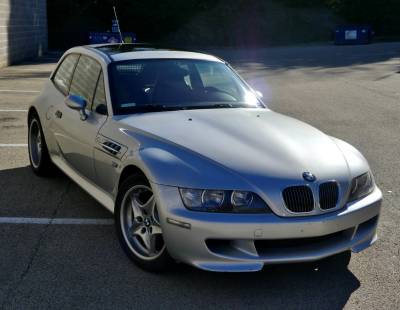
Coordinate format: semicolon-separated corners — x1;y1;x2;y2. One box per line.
29;119;42;168
120;185;165;260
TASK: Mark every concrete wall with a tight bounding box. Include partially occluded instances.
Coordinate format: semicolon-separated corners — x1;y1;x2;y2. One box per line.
0;0;48;68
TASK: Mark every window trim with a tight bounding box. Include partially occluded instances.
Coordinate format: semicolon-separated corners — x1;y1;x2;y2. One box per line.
91;70;108;116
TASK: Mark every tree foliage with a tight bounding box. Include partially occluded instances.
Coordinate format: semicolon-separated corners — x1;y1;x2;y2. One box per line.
327;0;400;35
47;0;218;48
47;0;400;49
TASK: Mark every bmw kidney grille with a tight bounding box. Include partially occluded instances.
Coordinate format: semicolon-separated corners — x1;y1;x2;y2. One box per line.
318;182;340;210
281;186;314;213
282;182;340;213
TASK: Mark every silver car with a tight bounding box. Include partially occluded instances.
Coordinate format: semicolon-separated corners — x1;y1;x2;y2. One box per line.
28;44;382;272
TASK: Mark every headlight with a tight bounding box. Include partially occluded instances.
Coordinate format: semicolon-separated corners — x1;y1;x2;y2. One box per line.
347;171;375;202
179;188;272;213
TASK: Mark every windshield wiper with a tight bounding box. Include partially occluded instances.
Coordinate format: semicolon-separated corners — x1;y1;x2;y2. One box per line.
213;104;235;108
186;104;246;110
144;104;185;111
119;104;185;112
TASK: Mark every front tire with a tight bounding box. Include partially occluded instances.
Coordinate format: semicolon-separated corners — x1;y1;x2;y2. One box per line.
115;174;173;272
28;113;52;176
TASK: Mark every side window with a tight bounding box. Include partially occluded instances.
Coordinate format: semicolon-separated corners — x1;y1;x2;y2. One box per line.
92;72;107;115
53;54;79;95
69;55;102;110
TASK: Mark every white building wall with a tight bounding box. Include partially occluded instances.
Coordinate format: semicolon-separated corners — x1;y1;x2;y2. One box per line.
0;0;47;68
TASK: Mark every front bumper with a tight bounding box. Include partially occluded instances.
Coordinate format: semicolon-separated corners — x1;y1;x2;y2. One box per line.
153;184;382;272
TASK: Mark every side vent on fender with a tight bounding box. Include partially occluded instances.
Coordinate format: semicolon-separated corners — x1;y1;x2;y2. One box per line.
95;135;127;160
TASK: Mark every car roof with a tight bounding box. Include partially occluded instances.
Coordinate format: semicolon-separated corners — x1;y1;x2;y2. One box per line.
86;43;224;63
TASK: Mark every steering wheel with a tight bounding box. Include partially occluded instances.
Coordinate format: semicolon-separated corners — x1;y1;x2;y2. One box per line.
203;87;238;102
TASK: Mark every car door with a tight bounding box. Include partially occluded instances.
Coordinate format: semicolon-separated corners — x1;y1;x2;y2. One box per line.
51;54;108;184
45;53;80;154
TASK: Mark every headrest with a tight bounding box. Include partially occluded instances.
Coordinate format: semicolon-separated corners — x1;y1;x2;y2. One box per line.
159;64;189;79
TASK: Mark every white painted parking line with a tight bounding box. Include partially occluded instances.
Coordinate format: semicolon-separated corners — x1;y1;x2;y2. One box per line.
0;110;28;112
0;90;40;92
0;77;46;80
0;144;28;147
0;217;114;225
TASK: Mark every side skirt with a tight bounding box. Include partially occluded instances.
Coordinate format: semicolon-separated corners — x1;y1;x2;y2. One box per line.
50;153;115;213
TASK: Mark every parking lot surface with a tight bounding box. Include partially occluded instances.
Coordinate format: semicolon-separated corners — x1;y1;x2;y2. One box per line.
0;43;399;309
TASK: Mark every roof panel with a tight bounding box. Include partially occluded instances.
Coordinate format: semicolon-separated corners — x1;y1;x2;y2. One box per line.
89;43;222;63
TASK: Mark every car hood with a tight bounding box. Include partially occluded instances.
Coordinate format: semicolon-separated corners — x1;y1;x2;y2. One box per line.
114;109;352;216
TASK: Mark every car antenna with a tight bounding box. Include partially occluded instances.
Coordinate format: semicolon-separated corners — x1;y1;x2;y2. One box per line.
113;6;124;46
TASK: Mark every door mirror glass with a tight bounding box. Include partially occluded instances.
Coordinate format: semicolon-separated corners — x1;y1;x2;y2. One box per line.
65;95;88;121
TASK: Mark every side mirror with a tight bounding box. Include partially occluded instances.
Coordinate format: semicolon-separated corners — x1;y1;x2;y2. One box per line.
65;95;88;121
95;104;107;115
254;91;263;99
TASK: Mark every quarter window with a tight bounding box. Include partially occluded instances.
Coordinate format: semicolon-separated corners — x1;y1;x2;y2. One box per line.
53;54;79;95
69;55;102;110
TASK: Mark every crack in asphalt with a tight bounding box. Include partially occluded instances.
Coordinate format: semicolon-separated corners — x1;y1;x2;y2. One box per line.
0;181;72;309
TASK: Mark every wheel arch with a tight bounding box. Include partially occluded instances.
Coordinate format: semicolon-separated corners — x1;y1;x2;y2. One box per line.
118;165;147;190
27;106;38;124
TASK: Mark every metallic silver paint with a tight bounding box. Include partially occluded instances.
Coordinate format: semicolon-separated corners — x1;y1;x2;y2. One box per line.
65;95;88;121
154;184;381;271
29;46;383;272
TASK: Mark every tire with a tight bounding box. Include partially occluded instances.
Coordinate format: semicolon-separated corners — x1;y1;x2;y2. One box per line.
28;113;53;176
115;173;173;272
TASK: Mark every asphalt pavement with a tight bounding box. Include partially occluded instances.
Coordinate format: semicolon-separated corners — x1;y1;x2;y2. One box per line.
0;42;399;309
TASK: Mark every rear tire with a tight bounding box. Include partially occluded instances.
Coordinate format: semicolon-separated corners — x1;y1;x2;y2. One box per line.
115;173;173;272
28;113;53;176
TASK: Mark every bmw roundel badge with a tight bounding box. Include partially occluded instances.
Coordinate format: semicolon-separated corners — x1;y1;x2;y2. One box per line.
302;172;316;182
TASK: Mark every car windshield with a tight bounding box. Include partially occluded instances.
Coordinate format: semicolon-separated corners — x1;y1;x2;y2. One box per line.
108;59;265;114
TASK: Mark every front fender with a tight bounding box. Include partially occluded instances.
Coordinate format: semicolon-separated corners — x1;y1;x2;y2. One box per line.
329;136;371;179
120;129;254;191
